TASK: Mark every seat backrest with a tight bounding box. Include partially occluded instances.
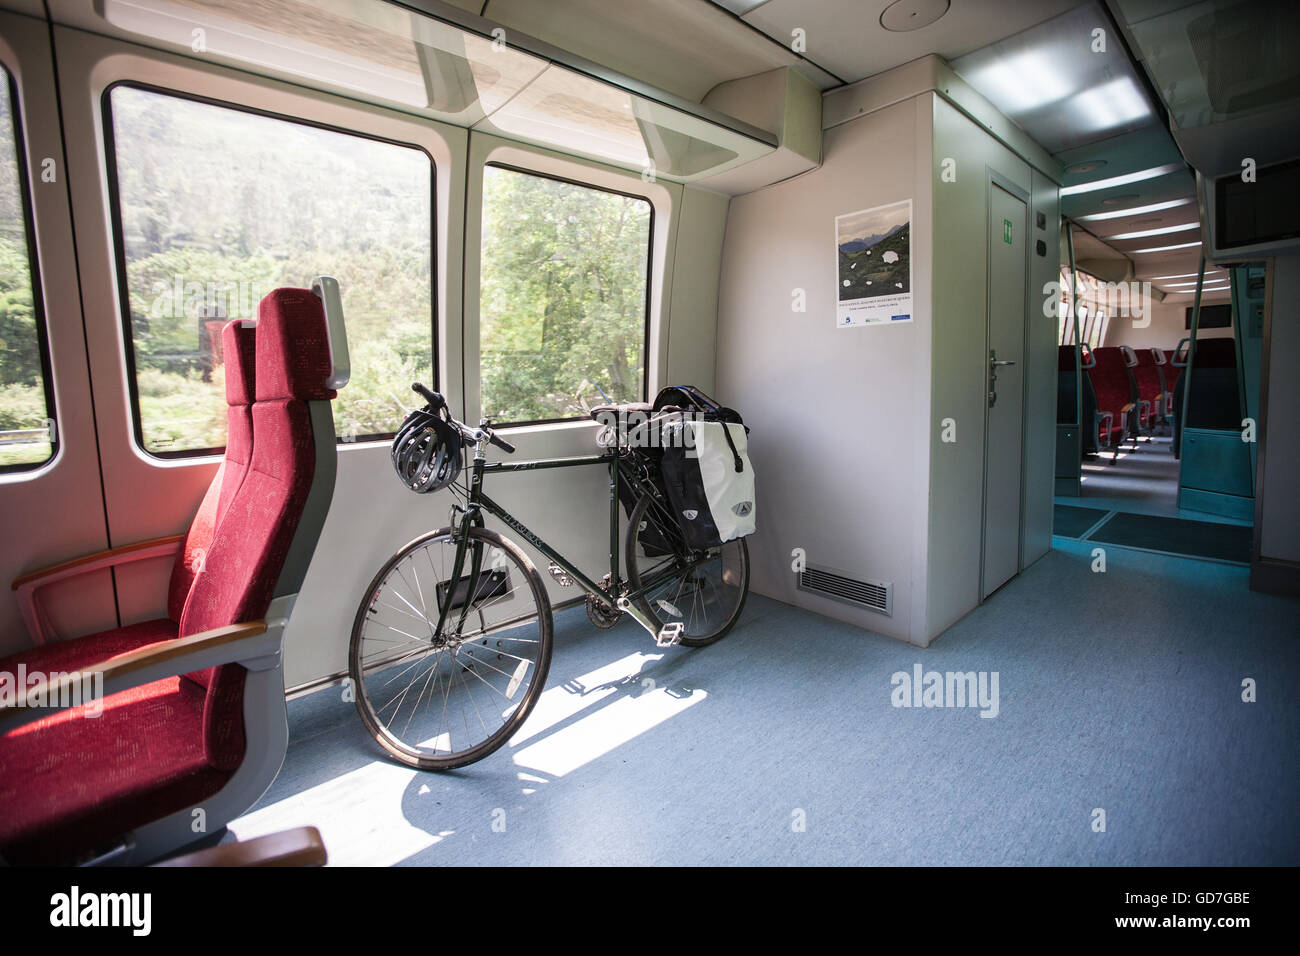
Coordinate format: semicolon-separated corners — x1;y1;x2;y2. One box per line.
166;320;257;622
178;288;341;770
1185;337;1242;430
1129;347;1165;408
1087;346;1136;419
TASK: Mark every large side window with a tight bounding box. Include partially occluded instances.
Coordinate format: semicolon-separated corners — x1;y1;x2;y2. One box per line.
0;66;56;471
104;85;434;457
479;164;652;425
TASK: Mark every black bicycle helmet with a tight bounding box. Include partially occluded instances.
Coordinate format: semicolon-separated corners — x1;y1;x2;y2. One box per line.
392;403;463;494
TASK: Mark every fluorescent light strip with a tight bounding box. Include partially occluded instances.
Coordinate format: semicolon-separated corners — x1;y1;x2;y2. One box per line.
1107;221;1200;241
1132;240;1202;253
1078;198;1194;222
1060;162;1183;197
1146;271;1223;280
1163;279;1229;287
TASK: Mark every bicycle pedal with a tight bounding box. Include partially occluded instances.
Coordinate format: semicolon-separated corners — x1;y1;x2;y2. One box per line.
656;621;685;647
547;563;574;587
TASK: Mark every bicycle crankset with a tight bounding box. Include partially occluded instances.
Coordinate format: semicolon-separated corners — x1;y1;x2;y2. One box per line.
586;576;622;629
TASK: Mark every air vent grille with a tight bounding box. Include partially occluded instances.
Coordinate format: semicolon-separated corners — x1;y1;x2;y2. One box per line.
797;564;892;616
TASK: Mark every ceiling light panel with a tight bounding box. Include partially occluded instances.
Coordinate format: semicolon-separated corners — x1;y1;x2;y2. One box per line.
1106;221;1201;240
1060;163;1185;196
1079;198;1194;222
1131;240;1203;253
951;3;1157;153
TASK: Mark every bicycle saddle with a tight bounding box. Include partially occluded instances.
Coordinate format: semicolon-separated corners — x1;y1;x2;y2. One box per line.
589;402;652;421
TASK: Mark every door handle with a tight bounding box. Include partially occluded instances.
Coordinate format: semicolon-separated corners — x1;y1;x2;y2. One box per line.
988;350;1013;407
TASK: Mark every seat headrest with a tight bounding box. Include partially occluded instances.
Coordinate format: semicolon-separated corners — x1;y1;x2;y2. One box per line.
311;276;351;391
222;319;257;406
254;288;338;402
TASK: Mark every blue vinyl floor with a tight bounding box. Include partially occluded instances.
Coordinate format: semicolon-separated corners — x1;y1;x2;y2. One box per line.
231;539;1300;866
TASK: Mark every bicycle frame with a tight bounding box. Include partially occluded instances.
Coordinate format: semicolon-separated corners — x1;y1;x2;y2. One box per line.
434;443;680;642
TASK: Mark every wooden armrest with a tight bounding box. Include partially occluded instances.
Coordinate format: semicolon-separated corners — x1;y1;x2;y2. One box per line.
154;827;326;867
11;535;184;591
1121;402;1136;414
11;536;184;646
0;620;269;727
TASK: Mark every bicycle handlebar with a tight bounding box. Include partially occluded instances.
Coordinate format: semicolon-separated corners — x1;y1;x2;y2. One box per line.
411;382;444;409
410;382;515;454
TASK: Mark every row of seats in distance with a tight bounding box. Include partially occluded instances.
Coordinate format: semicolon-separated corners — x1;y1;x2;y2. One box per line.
1058;344;1182;462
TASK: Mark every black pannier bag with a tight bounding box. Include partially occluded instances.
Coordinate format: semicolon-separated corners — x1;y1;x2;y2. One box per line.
652;386;756;551
618;459;673;557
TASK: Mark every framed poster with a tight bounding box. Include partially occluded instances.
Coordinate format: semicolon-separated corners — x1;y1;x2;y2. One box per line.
835;199;913;327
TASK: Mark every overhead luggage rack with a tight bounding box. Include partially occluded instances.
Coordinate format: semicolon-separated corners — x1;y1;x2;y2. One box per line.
70;0;778;182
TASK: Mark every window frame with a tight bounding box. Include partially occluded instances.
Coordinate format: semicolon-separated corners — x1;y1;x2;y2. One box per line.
0;61;59;475
479;160;655;429
100;80;438;460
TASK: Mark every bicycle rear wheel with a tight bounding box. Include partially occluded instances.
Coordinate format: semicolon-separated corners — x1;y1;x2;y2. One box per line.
349;526;553;770
625;491;749;647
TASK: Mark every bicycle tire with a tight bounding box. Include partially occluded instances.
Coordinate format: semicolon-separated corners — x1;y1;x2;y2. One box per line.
624;491;750;647
349;526;554;770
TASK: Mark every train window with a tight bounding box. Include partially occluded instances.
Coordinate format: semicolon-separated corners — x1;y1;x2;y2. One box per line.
0;66;56;472
1061;266;1112;348
104;85;434;457
479;164;651;425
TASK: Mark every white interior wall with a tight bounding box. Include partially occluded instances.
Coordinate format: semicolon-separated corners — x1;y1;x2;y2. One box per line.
664;187;730;395
1106;295;1234;351
715;95;934;645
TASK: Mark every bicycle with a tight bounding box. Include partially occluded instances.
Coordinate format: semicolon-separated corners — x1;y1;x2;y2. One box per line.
348;384;750;770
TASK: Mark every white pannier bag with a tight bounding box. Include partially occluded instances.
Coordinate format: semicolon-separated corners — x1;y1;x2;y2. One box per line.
660;419;756;550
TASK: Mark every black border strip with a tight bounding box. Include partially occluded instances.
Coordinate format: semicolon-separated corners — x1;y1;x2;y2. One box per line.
99;80;440;460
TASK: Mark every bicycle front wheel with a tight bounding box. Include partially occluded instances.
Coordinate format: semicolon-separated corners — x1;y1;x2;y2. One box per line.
349;526;554;770
625;491;750;647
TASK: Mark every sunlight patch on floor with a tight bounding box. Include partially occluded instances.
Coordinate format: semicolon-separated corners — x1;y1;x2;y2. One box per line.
512;683;706;778
230;760;452;866
507;649;664;747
